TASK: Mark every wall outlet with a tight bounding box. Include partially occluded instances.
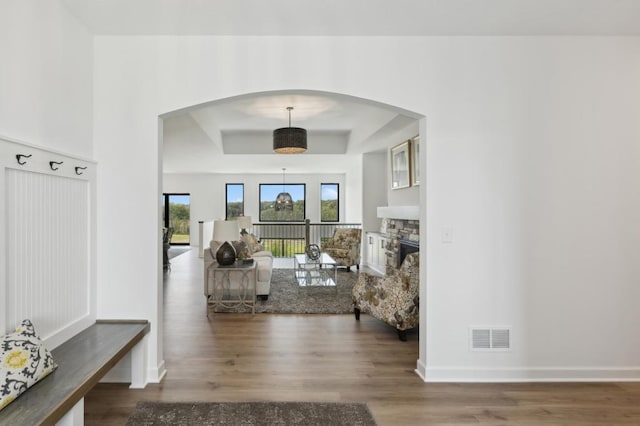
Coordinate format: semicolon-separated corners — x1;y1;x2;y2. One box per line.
441;227;453;243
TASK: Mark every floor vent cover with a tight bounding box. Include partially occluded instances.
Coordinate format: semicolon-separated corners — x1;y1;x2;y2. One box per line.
470;327;511;351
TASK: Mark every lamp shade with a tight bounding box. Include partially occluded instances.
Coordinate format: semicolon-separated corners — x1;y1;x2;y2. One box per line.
273;106;307;154
236;216;252;230
212;220;239;243
273;127;307;154
212;220;239;266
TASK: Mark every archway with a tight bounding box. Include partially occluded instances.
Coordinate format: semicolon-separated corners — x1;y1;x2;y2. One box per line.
158;89;427;377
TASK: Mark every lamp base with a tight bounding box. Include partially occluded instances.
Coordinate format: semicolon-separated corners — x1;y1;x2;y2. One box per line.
216;241;236;266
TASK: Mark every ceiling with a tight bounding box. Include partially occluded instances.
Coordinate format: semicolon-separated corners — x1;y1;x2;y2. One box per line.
161;92;420;174
62;0;640;36
60;0;640;174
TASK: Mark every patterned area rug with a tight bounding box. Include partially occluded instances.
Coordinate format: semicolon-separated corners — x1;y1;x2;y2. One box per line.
212;269;358;314
125;401;377;426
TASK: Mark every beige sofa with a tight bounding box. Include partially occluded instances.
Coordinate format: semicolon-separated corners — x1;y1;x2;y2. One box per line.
204;234;273;300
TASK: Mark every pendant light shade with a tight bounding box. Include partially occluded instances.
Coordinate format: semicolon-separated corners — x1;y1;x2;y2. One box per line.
275;168;294;211
273;107;307;154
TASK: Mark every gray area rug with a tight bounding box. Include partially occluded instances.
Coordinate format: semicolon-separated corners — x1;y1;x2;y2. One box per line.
168;247;191;259
213;269;358;314
125;401;377;426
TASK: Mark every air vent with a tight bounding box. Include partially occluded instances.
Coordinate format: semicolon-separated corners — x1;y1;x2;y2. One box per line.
470;327;511;351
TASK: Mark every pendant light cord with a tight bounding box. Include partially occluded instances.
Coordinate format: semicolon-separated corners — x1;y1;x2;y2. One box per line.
282;168;286;191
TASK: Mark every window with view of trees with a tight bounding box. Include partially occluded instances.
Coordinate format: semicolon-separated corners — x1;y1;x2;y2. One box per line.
321;183;339;222
162;193;190;245
259;184;305;222
226;183;244;219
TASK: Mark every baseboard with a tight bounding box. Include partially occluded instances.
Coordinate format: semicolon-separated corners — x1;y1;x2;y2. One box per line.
147;360;167;383
422;366;640;382
415;358;427;381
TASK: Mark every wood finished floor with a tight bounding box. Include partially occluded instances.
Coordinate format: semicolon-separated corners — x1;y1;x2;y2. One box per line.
85;249;640;425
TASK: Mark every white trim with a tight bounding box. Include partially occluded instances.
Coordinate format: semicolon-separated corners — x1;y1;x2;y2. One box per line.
44;315;95;350
415;358;427;381
147;360;167;383
0;133;96;164
422;367;640;382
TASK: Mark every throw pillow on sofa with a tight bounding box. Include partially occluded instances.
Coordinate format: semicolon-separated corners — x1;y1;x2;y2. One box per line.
0;319;58;411
241;233;264;255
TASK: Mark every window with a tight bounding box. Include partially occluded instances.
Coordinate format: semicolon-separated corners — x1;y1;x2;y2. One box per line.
320;183;339;222
162;193;190;245
259;184;306;222
225;183;244;219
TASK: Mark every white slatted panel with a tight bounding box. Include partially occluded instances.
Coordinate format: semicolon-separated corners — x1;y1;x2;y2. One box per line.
5;169;89;340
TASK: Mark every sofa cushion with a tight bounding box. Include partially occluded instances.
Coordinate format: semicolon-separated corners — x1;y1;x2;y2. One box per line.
0;319;57;411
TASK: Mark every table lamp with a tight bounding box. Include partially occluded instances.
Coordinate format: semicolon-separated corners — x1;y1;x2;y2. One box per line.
237;216;252;236
212;220;239;266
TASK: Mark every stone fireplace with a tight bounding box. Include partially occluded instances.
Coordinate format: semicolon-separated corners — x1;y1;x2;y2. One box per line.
380;217;419;274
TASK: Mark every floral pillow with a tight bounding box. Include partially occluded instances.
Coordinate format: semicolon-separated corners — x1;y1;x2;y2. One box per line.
0;319;57;411
241;233;264;255
231;240;251;260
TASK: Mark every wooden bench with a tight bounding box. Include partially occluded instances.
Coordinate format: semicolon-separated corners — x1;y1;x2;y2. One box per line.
0;320;150;426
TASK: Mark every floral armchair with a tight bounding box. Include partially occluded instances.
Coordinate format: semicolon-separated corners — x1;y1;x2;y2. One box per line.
321;228;362;271
352;252;419;341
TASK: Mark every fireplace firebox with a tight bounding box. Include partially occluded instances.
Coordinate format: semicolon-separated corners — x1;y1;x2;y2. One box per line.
398;239;419;268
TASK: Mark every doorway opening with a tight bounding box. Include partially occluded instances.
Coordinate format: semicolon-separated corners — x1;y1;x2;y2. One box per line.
162;193;191;245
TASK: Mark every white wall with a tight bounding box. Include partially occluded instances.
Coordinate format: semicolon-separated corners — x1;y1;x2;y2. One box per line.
362;152;387;232
93;36;640;382
163;172;348;246
0;0;95;342
0;1;93;157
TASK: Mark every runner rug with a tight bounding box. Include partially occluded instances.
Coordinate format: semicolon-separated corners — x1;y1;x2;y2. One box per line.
212;269;359;314
125;401;377;426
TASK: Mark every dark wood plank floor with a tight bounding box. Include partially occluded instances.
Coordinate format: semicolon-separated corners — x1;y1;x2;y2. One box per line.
84;250;640;425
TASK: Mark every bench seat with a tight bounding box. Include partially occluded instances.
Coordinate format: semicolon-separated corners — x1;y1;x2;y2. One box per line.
0;320;150;425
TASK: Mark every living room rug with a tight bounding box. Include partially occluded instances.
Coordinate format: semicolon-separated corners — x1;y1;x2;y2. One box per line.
168;247;191;259
212;269;358;314
125;401;377;426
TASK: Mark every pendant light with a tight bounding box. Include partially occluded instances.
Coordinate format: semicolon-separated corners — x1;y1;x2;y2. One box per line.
273;107;307;154
275;168;294;211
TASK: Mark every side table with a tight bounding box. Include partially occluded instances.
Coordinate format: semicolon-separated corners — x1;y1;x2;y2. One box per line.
205;262;257;317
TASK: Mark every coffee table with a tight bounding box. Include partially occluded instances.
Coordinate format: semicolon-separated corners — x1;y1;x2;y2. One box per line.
293;253;338;287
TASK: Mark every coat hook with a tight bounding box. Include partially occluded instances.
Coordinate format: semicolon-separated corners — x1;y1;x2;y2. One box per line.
16;154;32;165
49;161;64;171
75;166;87;175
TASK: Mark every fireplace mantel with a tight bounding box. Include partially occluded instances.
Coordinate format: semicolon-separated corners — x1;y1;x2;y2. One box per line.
377;205;419;220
